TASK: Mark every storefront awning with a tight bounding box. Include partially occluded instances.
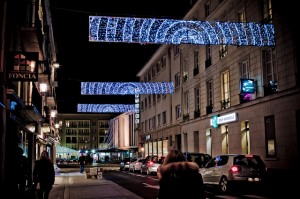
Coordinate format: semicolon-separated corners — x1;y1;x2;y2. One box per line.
56;145;78;154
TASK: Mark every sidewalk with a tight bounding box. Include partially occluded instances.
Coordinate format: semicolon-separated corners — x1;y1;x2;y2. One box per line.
49;167;143;199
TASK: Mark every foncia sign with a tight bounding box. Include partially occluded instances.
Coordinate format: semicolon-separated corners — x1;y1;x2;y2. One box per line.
210;112;238;128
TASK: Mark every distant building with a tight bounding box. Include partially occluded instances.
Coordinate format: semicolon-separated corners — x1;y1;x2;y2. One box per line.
107;111;139;157
57;113;118;152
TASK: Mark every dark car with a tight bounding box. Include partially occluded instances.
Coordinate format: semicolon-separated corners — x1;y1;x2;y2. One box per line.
120;157;136;171
183;152;212;168
199;154;268;192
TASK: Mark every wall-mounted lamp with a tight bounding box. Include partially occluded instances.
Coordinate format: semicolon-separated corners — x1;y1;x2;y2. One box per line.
40;83;47;93
52;63;60;68
54;123;59;129
50;110;57;118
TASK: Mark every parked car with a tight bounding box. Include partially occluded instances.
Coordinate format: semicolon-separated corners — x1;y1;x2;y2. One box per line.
120;157;136;171
199;154;268;193
140;155;164;175
129;158;144;172
183;152;212;168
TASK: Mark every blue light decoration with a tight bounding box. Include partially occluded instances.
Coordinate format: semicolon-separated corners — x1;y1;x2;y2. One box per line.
240;79;255;93
77;104;135;113
89;16;275;46
81;82;174;95
10;101;17;110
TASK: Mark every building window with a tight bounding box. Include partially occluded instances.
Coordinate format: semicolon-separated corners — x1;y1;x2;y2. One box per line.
221;125;229;154
145;120;148;132
263;48;278;95
262;0;273;23
206;129;212;155
162;111;166;124
194;131;199;153
148;71;151;81
265;115;276;157
238;8;246;22
241;121;250;154
240;59;250;78
152;66;156;78
184;92;189;114
183;92;189;122
152;116;156;129
156;62;161;73
183;59;189;82
162;55;166;69
207;80;213;114
193;49;199;76
205;1;210;17
174;45;180;57
175;73;181;88
205;45;212;68
219;43;228;59
175;105;181;120
144;98;147;108
157;114;161;127
157;94;161;101
194;87;200;118
221;70;230;109
141;100;144;111
148;95;151;107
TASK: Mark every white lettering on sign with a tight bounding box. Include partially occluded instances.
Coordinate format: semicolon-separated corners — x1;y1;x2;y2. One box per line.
218;113;237;124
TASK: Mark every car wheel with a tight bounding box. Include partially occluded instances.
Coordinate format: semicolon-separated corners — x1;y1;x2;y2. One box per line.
219;176;228;192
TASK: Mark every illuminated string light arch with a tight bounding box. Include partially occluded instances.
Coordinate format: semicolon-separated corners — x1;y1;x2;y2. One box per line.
89;16;275;46
77;104;135;113
81;82;174;95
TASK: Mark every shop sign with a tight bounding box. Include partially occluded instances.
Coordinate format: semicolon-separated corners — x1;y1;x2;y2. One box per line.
7;51;38;82
210;112;238;128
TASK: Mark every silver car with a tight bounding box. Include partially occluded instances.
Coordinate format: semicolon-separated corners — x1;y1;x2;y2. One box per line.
129;158;144;172
199;154;268;192
140;155;164;175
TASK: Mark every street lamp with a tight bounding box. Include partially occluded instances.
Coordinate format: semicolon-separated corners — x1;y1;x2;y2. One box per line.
39;83;47;93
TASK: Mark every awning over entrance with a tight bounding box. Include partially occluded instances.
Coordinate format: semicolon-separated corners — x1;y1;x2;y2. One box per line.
56;145;78;154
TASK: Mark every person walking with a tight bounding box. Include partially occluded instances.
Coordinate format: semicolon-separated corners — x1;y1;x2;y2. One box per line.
16;147;29;197
78;153;85;173
157;147;205;199
33;150;55;199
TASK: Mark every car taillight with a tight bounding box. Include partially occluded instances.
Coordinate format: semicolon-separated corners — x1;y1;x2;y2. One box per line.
230;166;240;172
148;161;154;166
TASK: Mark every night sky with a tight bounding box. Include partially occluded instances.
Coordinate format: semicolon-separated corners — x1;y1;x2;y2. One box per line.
50;0;195;113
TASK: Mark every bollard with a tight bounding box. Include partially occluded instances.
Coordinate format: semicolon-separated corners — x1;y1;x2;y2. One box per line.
97;167;103;179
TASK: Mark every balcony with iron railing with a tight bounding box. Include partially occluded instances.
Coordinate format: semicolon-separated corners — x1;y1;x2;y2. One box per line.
205;58;211;68
206;105;213;114
220;98;230;110
263;81;278;96
193;66;199;76
183;113;190;122
194;109;200;118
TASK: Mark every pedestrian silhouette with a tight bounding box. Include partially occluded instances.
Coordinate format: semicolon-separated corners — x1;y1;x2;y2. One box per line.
78;153;85;173
17;147;29;197
33;150;55;199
